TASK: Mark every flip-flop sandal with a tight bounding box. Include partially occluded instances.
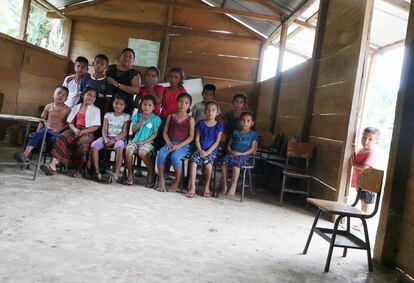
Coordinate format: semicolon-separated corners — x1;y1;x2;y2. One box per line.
203;192;211;198
145;174;157;188
186;191;196;198
124;177;133;186
40;164;55;176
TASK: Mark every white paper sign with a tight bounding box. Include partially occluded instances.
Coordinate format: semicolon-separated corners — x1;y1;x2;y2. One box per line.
128;38;160;67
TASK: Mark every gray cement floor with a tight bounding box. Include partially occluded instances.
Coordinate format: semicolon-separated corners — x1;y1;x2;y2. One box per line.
0;162;398;282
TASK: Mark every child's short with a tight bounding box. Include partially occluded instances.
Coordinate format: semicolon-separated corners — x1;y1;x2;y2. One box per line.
190;151;217;166
221;154;249;168
91;136;125;151
359;189;376;204
127;141;154;155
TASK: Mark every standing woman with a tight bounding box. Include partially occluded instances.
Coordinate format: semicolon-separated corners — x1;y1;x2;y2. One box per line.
107;48;142;115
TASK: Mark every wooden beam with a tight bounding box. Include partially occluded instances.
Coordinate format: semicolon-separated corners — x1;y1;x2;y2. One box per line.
35;0;69;20
18;0;31;41
221;0;227;8
377;39;405;54
247;0;286;15
268;0;317;43
62;0;112;13
285;11;318;42
62;19;72;57
270;23;288;132
72;15;260;41
382;0;410;10
139;0;282;22
160;5;173;81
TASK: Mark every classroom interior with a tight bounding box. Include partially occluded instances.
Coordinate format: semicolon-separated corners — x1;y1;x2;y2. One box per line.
0;0;413;282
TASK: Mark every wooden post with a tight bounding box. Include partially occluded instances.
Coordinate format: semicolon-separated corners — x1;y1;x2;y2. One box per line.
160;5;173;81
270;22;287;133
18;0;31;41
374;0;414;270
62;18;73;57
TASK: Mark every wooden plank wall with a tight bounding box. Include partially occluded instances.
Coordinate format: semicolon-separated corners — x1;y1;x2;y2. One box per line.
255;77;276;133
66;0;262;113
0;34;70;116
305;0;373;200
274;60;312;138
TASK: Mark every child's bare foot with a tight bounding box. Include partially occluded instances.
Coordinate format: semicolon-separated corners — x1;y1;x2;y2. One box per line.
203;191;211;198
167;183;179;192
226;185;237;198
157;184;166;192
186;190;196;198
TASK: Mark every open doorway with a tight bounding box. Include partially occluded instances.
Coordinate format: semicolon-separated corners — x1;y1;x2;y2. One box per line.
349;0;408;239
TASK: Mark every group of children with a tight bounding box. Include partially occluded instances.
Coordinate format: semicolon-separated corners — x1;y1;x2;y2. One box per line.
15;51;258;198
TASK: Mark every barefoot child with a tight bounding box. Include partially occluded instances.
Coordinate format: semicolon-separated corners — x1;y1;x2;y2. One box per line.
157;93;195;192
14;86;71;162
124;96;161;187
136;66;165;116
350;127;379;230
63;56;89;108
191;84;216;123
41;87;101;177
221;111;258;197
222;92;248;138
186;100;223;198
90;95;130;182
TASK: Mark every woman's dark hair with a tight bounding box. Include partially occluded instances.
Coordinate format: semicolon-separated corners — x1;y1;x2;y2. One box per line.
240;110;255;121
78;86;98;104
232;92;247;104
121;48;135;59
141;95;157;106
94;54;109;64
146;66;160;77
169;67;185;87
75;56;89;66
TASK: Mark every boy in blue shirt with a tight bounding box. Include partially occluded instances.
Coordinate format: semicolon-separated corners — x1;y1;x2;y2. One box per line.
221;111;258;197
80;54;112;121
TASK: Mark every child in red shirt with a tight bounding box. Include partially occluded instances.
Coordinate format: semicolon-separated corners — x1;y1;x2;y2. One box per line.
160;67;187;119
350;127;380;230
136;66;165;116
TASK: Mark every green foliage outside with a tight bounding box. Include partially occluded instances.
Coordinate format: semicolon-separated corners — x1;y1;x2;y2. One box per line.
0;0;64;55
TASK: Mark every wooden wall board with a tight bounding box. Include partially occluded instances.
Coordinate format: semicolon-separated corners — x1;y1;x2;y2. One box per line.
325;0;366;27
21;48;68;81
309;179;337;201
312;82;353;114
0;38;25;70
255;77;276;133
0;69;20;114
309;114;349;141
274;116;302;138
396;223;414;276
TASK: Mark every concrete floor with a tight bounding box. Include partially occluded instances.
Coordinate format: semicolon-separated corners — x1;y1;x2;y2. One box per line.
0;163;398;282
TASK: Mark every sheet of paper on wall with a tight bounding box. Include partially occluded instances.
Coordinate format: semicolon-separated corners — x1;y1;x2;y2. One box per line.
128;38;160;67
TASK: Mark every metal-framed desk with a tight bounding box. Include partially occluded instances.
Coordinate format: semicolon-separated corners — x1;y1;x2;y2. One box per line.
0;114;47;180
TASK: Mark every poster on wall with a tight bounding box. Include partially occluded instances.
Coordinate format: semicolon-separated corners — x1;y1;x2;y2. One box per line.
128;38;160;67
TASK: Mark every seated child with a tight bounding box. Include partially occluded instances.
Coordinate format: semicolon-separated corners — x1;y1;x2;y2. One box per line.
191;84;216;123
136;66;165;116
91;95;130;183
222;92;248;138
350;127;379;230
186;100;223;198
157;93;195;192
80;54;112;120
221;111;258;198
14;86;71;162
125;95;161;187
40;87;101;177
63;56;89;108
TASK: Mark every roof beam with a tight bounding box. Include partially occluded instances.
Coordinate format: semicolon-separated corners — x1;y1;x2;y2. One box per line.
62;0;112;13
35;0;69;20
382;0;410;11
246;0;287;15
376;39;405;54
285;11;318;42
267;0;317;42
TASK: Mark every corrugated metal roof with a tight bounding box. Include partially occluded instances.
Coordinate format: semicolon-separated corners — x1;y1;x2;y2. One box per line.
48;0;84;8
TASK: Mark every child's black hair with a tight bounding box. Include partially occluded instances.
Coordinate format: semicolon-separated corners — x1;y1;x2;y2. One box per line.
364;127;380;138
205;100;219;108
112;94;127;104
146;66;160;77
120;48;135;59
94;54;109;64
75;56;89;66
169;67;185;87
240;110;255;121
203;84;216;95
141;95;157;106
177;92;192;105
78;86;98;104
232;92;247;104
57;85;69;95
